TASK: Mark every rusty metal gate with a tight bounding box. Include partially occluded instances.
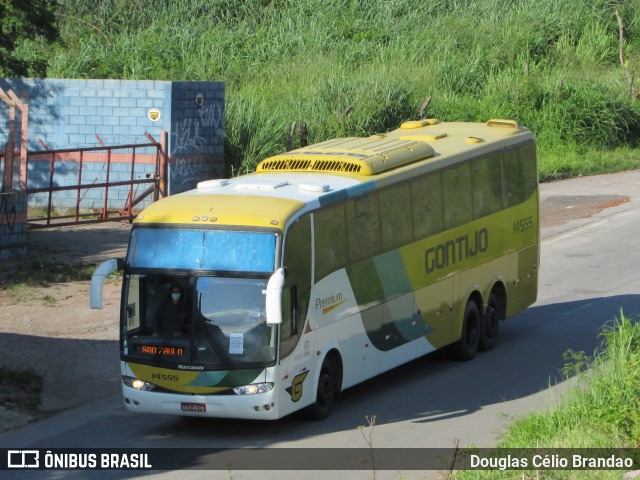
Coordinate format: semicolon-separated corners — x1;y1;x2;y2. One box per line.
24;133;167;228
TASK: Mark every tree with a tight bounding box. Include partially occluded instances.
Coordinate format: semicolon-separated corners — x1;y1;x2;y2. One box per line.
0;0;59;77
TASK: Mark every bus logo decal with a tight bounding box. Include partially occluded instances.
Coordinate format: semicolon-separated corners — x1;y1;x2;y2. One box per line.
315;292;346;314
286;371;309;402
425;228;489;273
322;299;348;315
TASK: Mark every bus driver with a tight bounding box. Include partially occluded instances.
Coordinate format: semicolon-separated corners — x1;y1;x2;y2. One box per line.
153;285;187;336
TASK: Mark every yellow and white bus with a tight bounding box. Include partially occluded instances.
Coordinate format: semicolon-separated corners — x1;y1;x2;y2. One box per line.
91;118;538;420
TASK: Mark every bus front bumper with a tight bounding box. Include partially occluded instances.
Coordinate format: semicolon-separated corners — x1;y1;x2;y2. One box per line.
121;384;281;420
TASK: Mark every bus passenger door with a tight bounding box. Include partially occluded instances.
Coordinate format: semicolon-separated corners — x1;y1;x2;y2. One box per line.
277;286;317;417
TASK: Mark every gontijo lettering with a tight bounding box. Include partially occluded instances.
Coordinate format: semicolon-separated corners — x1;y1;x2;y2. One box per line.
425;228;489;273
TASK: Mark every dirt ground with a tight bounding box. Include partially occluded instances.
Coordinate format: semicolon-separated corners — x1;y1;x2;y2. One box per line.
1;170;639;433
0;221;130;431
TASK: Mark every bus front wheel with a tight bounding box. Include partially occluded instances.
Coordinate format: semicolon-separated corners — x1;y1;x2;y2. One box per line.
449;300;481;361
310;358;336;421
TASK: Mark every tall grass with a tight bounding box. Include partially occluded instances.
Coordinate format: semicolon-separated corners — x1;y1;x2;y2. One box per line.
456;312;640;479
513;312;640;448
44;0;640;176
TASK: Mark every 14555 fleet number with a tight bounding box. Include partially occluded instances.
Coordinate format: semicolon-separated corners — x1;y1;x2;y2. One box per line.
513;216;534;234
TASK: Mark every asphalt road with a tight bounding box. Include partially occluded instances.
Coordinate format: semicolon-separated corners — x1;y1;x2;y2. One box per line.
3;170;640;480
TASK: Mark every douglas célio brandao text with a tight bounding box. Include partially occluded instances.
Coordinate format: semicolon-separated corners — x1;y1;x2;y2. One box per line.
470;453;635;470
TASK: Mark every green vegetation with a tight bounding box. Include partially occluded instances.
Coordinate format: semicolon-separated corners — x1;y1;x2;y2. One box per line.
1;260;95;287
15;0;640;179
456;312;640;479
0;0;58;77
0;260;95;303
41;294;57;305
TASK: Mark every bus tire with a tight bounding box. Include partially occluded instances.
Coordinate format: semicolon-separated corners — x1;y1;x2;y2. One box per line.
449;300;481;361
480;292;501;351
310;358;336;421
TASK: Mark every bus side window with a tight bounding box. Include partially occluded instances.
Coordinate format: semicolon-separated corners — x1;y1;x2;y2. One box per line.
315;204;347;282
411;173;444;239
471;154;504;218
442;164;473;229
518;142;539;198
379;185;412;250
347;194;380;264
503;142;537;207
281;215;312;359
280;286;297;347
124;275;142;332
503;148;520;206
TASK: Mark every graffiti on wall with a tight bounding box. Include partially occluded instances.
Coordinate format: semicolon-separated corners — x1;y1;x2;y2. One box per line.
172;118;207;155
172;101;223;155
197;102;223;129
170;100;223;193
0;195;17;231
173;156;199;177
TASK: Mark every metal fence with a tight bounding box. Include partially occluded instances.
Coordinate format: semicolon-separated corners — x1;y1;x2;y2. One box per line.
24;135;166;228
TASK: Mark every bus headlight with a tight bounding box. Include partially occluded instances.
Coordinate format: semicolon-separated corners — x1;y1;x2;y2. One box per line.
123;375;156;391
233;383;275;395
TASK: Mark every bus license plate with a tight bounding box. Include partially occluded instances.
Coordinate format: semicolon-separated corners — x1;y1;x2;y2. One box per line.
181;402;206;413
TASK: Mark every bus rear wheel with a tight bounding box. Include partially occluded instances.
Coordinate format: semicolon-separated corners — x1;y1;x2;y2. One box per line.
480;292;501;351
310;358;336;421
449;300;481;361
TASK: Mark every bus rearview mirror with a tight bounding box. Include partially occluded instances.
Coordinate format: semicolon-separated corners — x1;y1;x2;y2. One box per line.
90;258;123;309
264;267;285;324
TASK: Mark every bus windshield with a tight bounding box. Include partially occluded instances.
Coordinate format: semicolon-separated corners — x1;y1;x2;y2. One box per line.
122;273;277;368
121;227;279;369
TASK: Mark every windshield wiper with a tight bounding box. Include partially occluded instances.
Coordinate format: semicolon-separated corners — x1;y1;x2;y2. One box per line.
197;293;231;369
153;329;176;364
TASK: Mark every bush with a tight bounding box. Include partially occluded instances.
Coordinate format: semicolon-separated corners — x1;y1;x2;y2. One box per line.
502;312;640;449
455;312;640;479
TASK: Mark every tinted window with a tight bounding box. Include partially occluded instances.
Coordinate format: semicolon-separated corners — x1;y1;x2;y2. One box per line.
379;185;413;250
411;173;444;239
503;141;538;207
314;203;348;281
442;163;473;229
346;195;381;264
281;216;312;358
471;154;504;217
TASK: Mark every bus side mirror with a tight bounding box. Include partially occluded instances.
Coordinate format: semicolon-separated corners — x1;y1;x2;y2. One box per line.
264;267;285;325
90;258;123;309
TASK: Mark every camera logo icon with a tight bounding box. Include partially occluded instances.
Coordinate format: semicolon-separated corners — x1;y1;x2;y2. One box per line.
7;450;40;468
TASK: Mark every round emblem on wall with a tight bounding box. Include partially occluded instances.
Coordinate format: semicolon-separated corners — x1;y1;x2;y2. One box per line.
148;108;161;122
